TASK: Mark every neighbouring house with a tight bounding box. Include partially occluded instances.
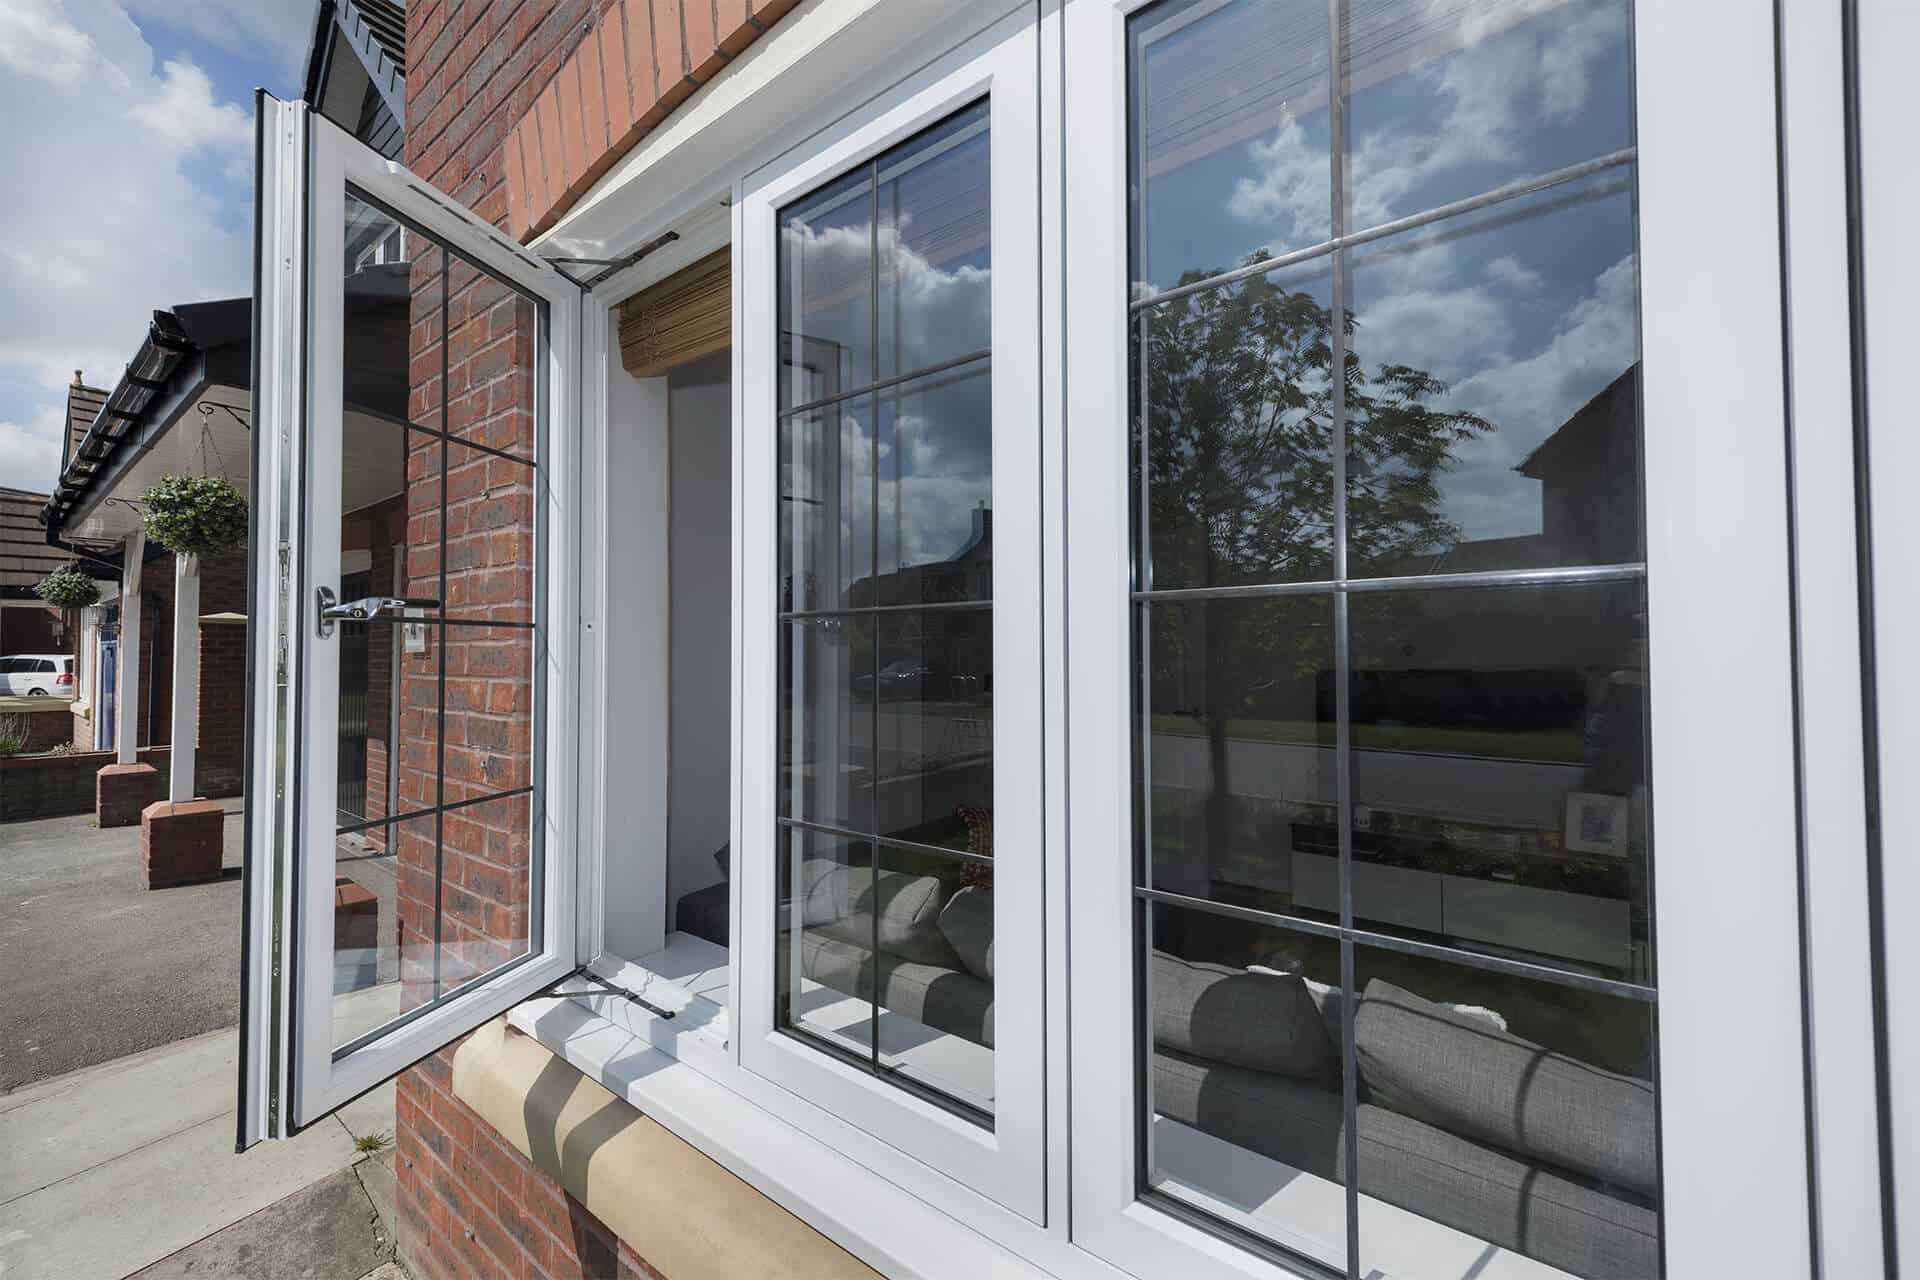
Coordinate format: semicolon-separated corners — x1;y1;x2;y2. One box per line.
0;484;69;656
33;1;412;837
229;3;1917;1280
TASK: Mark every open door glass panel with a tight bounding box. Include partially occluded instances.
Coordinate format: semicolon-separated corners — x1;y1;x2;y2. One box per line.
327;195;543;1056
244;99;576;1143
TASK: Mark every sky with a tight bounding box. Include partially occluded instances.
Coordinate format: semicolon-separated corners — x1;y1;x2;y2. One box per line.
0;0;313;494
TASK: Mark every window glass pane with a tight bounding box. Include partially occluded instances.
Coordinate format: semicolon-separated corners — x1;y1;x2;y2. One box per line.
1138;594;1337;911
873;843;994;1115
779;616;876;833
1341;0;1634;233
1351;941;1658;1279
1134;259;1337;593
775;104;995;1123
1126;0;1653;1271
872;609;993;849
436;792;536;992
779;168;875;412
878;101;992;379
1142;899;1350;1273
333;188;546;1050
781;396;874;613
1349;582;1650;981
1130;0;1333;295
1345;175;1641;578
777;827;877;1060
873;363;993;605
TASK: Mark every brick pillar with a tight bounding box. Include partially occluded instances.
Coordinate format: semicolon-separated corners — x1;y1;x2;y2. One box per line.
196;616;248;798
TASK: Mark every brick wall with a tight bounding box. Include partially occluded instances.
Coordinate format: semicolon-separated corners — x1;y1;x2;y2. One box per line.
196;618;247;797
134;549;248;783
396;1054;666;1280
393;3;801;1273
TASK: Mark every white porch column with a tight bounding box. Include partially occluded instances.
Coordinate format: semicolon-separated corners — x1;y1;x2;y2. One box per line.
168;553;200;802
115;530;145;765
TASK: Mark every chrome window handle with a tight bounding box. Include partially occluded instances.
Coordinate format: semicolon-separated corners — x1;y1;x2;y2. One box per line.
317;588;441;636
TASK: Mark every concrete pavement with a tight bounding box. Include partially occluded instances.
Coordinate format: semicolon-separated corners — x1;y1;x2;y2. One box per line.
0;804;243;1091
0;1017;398;1280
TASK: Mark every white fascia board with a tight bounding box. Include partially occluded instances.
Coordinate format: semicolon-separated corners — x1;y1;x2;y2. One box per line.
532;0;1021;262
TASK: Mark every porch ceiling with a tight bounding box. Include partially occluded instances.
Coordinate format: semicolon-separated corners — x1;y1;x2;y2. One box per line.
67;391;404;544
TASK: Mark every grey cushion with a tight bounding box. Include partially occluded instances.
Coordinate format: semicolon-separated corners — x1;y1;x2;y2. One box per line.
798;858;963;967
675;880;729;947
938;886;994;981
1152;953;1341;1086
797;934;994;1048
1353;979;1658;1198
1153;1050;1659;1279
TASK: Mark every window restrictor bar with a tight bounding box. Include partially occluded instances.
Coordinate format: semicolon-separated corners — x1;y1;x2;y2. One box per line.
543;230;680;289
542;967;677;1019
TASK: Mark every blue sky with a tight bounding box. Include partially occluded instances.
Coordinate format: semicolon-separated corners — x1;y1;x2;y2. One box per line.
0;0;314;493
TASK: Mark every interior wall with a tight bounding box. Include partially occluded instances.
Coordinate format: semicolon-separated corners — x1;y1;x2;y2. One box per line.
667;350;733;914
603;361;671;960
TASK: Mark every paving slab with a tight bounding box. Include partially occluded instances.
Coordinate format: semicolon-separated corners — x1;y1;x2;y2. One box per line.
126;1164;393;1280
0;1108;360;1280
0;1028;234;1202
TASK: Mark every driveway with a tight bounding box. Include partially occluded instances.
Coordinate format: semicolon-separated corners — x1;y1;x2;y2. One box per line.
0;805;243;1092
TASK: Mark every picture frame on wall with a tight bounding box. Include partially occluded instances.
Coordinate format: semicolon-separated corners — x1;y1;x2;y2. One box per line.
1564;791;1632;856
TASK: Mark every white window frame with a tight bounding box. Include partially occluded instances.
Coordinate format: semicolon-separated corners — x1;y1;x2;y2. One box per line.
1062;0;1816;1278
732;4;1047;1219
244;101;582;1138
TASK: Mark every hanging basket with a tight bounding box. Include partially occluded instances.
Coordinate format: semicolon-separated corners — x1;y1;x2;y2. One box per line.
35;567;101;610
139;474;248;559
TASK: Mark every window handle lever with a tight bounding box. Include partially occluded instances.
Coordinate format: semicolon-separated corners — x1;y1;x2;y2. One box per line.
317;589;441;636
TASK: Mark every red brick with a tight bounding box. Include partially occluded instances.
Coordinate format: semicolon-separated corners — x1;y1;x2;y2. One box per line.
684;0;725;82
648;0;690;108
716;0;757;55
598;11;638;143
556;57;589;190
576;25;611;158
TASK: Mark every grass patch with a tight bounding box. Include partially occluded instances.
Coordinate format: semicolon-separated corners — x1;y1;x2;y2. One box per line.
353;1130;392;1153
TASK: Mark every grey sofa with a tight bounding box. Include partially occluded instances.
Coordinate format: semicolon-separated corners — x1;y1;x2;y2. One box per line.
677;868;1658;1279
1152;952;1660;1279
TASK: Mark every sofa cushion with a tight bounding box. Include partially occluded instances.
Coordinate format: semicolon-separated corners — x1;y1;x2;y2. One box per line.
938;886;994;981
1152;953;1341;1086
1353;979;1658;1198
1152;1050;1659;1279
799;859;964;967
796;934;995;1049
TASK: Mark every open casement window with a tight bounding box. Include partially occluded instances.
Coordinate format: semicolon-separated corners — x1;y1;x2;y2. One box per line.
1066;1;1813;1279
240;96;580;1144
734;7;1046;1219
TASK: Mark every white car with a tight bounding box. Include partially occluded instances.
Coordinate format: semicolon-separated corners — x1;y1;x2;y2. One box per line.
0;654;74;697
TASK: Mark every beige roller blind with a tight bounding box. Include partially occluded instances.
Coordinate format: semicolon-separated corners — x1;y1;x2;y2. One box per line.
618;249;731;378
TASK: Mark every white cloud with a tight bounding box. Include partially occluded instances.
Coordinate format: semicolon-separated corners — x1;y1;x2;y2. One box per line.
0;0;109;86
1486;254;1543;291
0;1;271;495
121;0;312;81
0;405;66;493
128;57;251;154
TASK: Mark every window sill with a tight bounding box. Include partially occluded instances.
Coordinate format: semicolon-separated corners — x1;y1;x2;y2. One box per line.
451;1017;879;1280
506;990;1056;1280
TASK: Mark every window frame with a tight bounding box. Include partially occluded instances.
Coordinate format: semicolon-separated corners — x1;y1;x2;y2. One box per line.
733;5;1048;1219
243;102;584;1139
1063;0;1816;1277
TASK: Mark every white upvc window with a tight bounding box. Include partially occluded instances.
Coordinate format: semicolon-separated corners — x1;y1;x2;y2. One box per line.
732;6;1047;1216
241;0;1871;1275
